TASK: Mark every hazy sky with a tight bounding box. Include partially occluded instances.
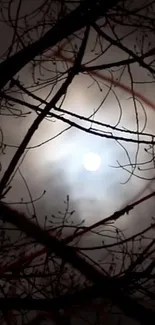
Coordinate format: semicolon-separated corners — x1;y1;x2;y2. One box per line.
0;1;155;323
0;0;154;252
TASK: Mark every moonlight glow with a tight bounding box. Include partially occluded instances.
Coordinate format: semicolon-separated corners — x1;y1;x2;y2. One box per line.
83;152;101;172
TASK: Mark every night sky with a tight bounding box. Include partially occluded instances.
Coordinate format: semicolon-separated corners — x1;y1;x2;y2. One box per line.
0;0;155;324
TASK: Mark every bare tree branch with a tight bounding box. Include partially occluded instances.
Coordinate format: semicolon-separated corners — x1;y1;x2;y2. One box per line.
0;201;155;324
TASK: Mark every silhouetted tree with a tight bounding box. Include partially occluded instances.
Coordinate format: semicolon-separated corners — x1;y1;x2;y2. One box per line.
0;1;155;324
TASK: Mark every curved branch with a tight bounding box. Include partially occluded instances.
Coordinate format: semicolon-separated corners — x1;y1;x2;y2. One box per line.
0;0;119;90
0;202;155;324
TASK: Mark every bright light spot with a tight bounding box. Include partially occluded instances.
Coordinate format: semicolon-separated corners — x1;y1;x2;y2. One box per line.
83;152;101;172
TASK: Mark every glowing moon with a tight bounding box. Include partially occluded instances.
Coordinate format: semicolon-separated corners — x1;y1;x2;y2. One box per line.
83;152;101;172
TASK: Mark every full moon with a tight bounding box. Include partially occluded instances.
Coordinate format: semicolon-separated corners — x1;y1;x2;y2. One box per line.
83;152;101;172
